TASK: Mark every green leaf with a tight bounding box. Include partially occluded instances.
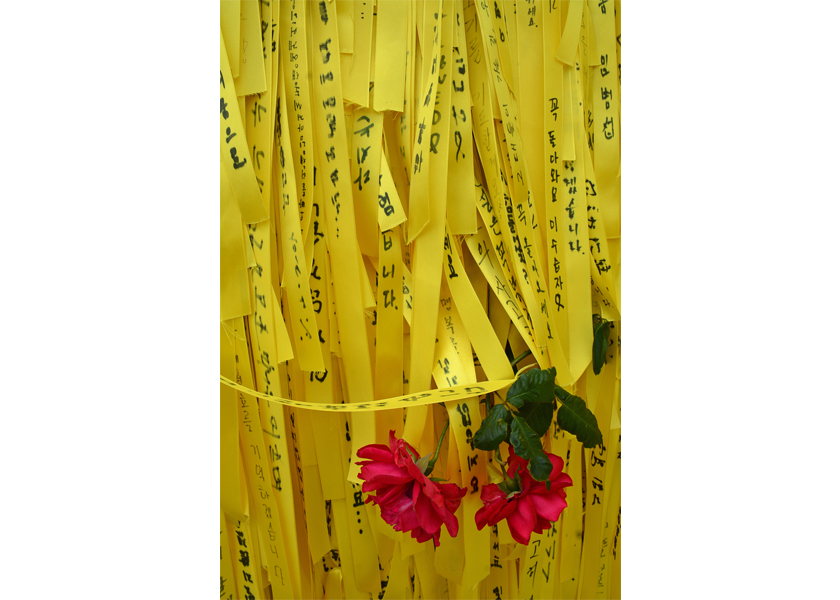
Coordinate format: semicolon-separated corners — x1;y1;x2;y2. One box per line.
592;317;610;375
509;416;553;481
414;453;433;475
473;404;511;451
497;478;518;496
517;401;554;438
554;387;603;448
506;367;557;408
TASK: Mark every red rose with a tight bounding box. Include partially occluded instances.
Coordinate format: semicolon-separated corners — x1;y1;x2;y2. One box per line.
475;445;573;545
356;431;466;546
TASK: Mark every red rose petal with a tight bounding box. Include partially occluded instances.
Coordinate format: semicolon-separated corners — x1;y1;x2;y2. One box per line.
438;481;467;499
480;483;507;503
441;508;459;537
358;432;464;548
357;445;395;463
547;454;565;478
413;491;443;535
360;462;414;484
398;504;421;532
506;450;529;478
533;516;552;535
506;495;537;545
530;490;568;523
553;472;574;488
494;497;518;523
374;482;412;506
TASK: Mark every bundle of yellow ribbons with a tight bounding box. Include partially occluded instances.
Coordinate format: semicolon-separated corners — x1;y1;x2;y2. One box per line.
220;0;620;598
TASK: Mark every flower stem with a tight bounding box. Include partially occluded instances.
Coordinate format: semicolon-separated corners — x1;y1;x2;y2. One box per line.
486;460;506;480
494;390;518;414
495;447;514;486
425;419;450;474
510;349;533;371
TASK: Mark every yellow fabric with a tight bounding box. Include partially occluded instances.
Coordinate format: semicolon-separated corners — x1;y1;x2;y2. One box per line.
220;1;620;597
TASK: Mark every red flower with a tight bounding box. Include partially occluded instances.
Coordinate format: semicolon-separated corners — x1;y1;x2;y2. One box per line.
356;431;466;546
475;445;573;545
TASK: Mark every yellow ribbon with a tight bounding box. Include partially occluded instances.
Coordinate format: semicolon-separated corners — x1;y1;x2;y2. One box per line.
220;375;516;413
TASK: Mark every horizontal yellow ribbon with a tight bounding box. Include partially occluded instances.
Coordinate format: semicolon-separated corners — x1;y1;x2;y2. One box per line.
220;375;517;412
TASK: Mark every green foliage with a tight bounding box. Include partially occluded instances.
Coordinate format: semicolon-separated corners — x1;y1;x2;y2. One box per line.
473;404;511;450
414;453;433;475
554;386;603;448
509;416;552;481
592;315;611;375
506;366;557;408
517;400;554;438
470;362;603;488
472;367;559;481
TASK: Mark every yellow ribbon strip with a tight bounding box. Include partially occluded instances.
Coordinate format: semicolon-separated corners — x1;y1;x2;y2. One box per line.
220;374;516;413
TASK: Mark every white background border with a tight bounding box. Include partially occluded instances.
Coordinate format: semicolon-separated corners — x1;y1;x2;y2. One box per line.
0;1;836;598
